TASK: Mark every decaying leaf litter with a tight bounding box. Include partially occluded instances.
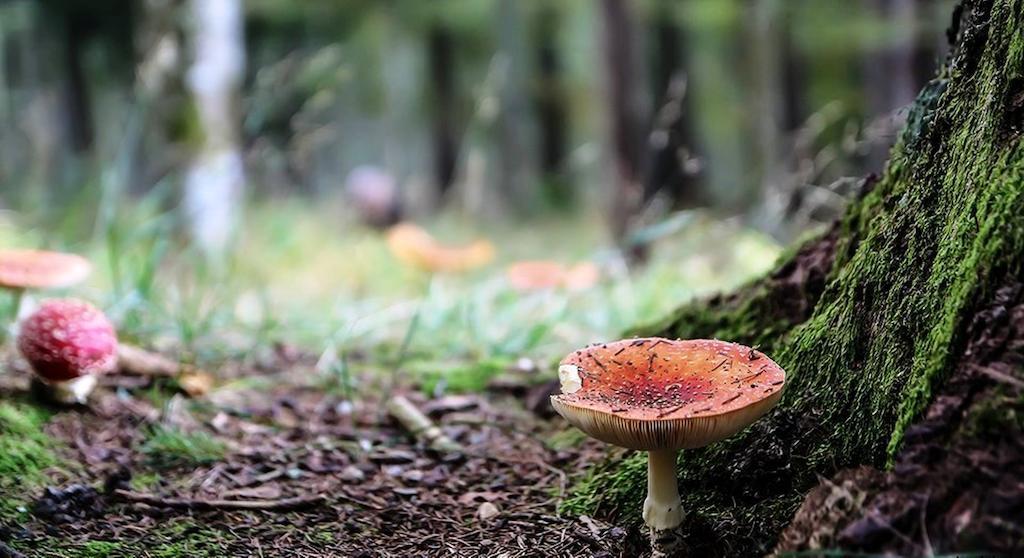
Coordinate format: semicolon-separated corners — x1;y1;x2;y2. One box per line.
1;344;632;557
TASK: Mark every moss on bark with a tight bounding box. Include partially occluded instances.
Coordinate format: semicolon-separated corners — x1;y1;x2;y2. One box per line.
561;0;1024;554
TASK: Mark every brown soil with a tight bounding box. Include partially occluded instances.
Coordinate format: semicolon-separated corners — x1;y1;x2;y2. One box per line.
0;358;631;558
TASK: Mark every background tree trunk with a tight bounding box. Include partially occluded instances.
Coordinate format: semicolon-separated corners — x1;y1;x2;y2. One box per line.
183;0;246;255
533;4;572;209
562;0;1024;555
427;24;458;203
644;1;703;208
600;0;647;261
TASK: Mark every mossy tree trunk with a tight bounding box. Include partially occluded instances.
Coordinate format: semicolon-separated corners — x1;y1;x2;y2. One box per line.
563;0;1024;554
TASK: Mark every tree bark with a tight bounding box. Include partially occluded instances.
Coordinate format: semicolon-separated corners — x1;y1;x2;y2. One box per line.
427;25;458;200
600;0;647;261
562;1;1024;555
644;2;702;208
533;4;571;208
183;0;246;255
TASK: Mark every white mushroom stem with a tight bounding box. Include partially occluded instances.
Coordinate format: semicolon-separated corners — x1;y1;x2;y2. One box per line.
643;449;683;531
51;374;98;405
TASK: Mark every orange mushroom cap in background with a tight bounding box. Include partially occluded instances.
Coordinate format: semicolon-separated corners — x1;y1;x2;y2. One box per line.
561;262;600;292
505;260;601;292
505;260;566;291
0;249;92;290
386;223;495;273
551;338;785;450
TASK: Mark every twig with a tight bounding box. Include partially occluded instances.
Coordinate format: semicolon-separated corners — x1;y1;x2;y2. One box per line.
386;395;462;453
117;344;181;377
970;364;1024;390
114;489;326;511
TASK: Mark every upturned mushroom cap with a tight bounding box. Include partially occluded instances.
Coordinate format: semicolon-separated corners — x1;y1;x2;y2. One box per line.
386;223;495;273
0;249;91;290
18;299;118;382
551;338;785;450
505;261;566;291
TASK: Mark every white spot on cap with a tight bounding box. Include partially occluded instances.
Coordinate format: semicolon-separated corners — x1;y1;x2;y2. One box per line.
558;364;582;394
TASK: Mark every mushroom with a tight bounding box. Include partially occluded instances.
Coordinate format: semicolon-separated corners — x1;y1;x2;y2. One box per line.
505;260;601;292
551;338;785;536
505;260;566;291
386;223;495;273
18;299;118;404
0;249;92;321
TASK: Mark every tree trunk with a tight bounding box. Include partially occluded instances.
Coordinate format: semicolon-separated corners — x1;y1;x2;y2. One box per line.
533;4;572;208
183;0;246;255
644;1;702;208
495;0;536;213
862;0;920;173
600;0;647;260
427;24;458;201
562;1;1024;555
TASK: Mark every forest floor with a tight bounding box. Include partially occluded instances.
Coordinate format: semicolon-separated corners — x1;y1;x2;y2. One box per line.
1;209;1019;557
0;348;638;558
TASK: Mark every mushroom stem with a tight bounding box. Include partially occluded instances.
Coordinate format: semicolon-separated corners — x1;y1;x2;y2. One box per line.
643;448;683;531
53;374;98;405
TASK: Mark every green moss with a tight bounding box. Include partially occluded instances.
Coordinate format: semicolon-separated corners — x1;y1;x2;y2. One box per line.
141;426;226;469
129;471;162;492
563;1;1024;554
149;522;228;556
11;521;231;558
0;401;63;519
77;541;122;558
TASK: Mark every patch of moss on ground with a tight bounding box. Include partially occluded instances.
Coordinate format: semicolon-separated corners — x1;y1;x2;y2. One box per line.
149;521;229;558
128;471;162;492
11;521;231;558
77;541;123;558
562;1;1024;555
140;426;226;469
0;400;63;519
544;428;588;451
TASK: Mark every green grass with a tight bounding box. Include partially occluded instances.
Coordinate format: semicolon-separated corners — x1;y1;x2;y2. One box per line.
1;192;779;400
140;426;227;469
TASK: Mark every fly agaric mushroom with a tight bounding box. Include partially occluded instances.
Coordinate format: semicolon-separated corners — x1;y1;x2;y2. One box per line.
18;299;118;404
551;338;785;534
386;223;495;273
0;249;92;321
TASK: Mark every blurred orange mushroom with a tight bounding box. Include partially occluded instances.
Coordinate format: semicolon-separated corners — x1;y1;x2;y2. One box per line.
386;223;495;273
562;262;600;292
504;260;601;292
505;261;566;291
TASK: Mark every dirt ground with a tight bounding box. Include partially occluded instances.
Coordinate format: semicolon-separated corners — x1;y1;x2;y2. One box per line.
0;350;638;558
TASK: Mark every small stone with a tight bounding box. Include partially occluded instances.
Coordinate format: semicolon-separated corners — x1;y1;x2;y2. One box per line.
477;501;500;521
339;466;365;483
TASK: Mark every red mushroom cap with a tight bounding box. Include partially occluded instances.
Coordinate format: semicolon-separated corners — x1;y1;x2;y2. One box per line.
551;338;785;450
0;250;91;289
18;299;118;382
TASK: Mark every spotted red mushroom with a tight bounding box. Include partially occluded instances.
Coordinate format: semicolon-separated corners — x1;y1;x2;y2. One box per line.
550;338;785;532
18;299;118;404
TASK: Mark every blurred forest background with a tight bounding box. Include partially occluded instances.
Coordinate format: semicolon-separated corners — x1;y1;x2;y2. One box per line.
0;0;955;363
0;0;955;232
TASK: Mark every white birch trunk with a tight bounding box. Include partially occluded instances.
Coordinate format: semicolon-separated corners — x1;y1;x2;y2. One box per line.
184;0;245;255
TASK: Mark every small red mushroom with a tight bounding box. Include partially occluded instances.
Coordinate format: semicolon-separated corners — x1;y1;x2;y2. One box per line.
18;299;118;404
